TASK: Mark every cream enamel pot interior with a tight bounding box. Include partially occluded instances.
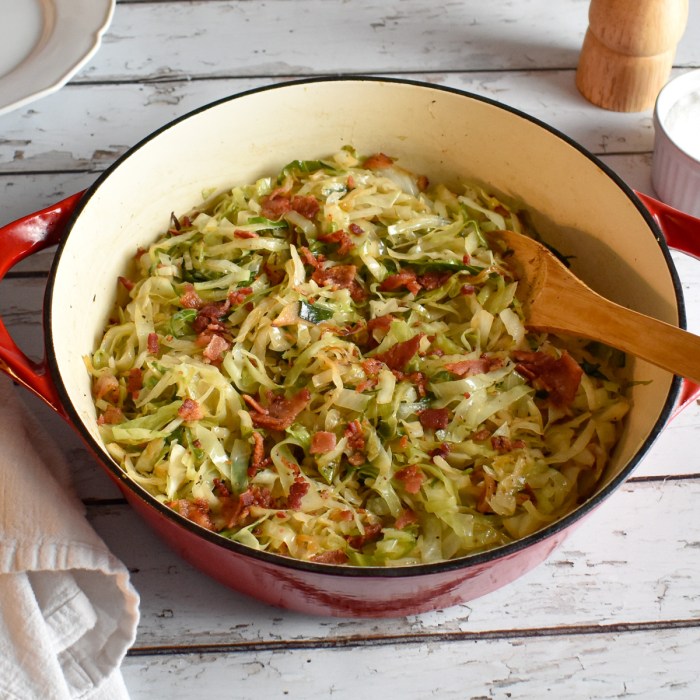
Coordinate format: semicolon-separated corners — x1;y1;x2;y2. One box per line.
2;77;699;618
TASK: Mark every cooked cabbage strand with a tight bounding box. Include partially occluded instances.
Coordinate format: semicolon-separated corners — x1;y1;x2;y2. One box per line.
87;148;630;566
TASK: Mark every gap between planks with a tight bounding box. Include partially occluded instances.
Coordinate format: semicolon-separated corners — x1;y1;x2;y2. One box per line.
126;617;700;658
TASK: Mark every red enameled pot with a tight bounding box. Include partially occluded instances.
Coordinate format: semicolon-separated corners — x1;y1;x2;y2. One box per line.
2;77;700;618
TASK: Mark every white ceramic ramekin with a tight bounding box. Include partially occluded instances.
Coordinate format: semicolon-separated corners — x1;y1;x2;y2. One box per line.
652;68;700;217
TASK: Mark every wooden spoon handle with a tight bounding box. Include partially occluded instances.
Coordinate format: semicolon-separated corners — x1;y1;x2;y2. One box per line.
532;278;700;385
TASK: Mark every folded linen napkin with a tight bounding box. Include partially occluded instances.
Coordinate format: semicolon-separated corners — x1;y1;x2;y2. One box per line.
0;376;139;700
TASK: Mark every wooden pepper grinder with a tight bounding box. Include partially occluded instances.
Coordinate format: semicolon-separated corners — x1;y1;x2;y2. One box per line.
576;0;688;112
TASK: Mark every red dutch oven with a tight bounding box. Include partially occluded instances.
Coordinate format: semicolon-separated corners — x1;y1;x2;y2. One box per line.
2;77;699;618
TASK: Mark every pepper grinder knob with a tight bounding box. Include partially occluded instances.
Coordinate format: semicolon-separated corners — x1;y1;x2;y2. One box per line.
576;0;688;112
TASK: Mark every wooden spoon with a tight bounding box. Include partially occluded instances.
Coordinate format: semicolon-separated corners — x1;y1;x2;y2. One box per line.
486;229;700;384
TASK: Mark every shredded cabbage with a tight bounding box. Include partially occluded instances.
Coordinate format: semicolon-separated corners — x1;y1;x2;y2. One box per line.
86;148;631;567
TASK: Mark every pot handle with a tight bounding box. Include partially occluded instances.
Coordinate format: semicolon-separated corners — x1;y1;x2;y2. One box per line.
636;191;700;260
0;192;84;417
636;191;700;417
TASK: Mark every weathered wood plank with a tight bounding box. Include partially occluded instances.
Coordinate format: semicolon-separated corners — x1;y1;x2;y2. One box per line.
82;0;700;82
0;171;96;230
93;0;592;80
0;70;666;175
120;625;700;699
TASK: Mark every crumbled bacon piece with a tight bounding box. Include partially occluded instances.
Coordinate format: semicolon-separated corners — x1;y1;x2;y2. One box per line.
180;283;204;309
491;436;526;453
127;367;143;399
361;358;385;378
169;498;215;530
330;509;354;522
311;264;365;302
193;300;231;333
248;431;270;477
234;229;259;239
282;457;301;476
147;332;160;355
394;464;425;494
299;246;324;269
228;286;253;306
355;359;380;391
516;484;537;506
97;406;125;425
417;270;451;290
491;436;512;453
219;485;273;529
401;370;428;397
512;350;583;408
346;522;383;549
247;388;311;431
366;314;394;334
344;419;366;466
203;334;230;362
418;407;450;431
310;431;337;454
349;315;393;352
286;477;310;510
312;263;355;288
379;269;421;295
178;398;204;421
429;443;451;459
445;356;504;377
213;478;231;498
471;428;491;441
310;549;349;564
395;509;419;530
353;378;375;394
460;284;476;296
243;394;269;415
262;261;285;285
363;153;394;170
291;194;320;220
373;334;423;372
318;229;354;256
348;223;364;236
199;299;230;320
388;368;428;396
118;276;134;291
260;192;291;220
93;374;119;402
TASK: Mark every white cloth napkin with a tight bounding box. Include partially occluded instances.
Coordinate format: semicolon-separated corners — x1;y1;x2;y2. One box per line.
0;376;139;700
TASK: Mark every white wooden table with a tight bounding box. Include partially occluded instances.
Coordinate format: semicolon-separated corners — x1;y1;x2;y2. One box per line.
2;1;700;697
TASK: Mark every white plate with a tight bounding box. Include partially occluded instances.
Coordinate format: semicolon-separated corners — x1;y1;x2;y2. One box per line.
0;0;114;116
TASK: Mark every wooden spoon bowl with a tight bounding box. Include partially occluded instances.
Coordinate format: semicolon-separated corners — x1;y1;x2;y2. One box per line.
487;229;700;384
